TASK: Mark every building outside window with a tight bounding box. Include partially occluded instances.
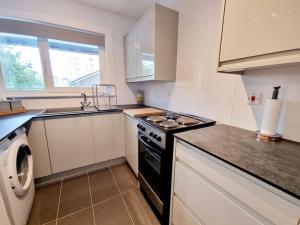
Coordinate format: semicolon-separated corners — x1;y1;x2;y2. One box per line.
48;39;100;88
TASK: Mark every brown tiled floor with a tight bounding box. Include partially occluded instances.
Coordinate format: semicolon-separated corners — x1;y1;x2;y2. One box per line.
27;182;61;225
89;168;119;204
111;164;138;193
27;164;160;225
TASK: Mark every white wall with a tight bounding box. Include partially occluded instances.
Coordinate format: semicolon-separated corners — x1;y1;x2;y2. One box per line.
139;0;300;142
0;0;139;108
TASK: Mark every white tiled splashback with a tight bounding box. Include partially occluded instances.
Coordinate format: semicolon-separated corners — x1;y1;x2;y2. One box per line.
139;0;300;142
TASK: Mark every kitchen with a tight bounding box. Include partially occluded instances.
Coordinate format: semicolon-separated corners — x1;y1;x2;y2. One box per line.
0;0;299;225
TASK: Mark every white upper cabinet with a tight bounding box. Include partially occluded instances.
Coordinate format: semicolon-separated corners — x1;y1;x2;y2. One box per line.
136;8;155;78
124;4;178;82
218;0;300;72
124;29;137;79
92;113;124;163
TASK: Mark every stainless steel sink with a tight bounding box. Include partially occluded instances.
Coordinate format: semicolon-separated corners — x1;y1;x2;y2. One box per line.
40;106;119;116
41;107;99;115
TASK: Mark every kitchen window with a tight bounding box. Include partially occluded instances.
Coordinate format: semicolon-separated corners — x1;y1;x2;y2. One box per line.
0;18;105;93
0;33;45;91
48;39;100;88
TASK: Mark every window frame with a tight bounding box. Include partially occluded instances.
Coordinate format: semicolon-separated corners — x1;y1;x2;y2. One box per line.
0;30;106;95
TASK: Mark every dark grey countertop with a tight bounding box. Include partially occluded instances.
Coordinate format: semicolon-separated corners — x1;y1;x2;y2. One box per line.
0;104;147;141
174;124;300;199
0;110;42;141
117;104;148;110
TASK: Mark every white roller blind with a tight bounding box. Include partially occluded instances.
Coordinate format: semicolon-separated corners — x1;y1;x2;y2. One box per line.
0;18;105;47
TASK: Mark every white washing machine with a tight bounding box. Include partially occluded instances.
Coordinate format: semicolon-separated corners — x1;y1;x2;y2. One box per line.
0;128;35;225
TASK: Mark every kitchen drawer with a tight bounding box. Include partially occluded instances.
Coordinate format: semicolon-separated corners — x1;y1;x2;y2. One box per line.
172;196;202;225
175;141;300;225
174;161;264;225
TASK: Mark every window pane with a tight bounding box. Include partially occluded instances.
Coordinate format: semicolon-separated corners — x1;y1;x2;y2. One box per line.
0;33;45;90
48;39;100;88
142;53;154;76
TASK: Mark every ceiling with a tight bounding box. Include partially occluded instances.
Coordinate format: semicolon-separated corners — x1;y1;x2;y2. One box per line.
72;0;159;19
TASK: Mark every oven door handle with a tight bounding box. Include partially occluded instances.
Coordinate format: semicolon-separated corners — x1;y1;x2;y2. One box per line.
138;134;162;155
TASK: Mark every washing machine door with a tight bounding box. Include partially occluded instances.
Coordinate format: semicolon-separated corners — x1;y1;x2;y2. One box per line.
8;140;33;197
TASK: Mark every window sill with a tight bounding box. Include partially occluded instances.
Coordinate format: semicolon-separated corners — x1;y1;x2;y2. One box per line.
9;95;93;100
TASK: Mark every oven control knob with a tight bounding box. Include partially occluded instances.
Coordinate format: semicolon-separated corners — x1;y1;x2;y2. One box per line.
149;132;154;137
156;136;162;141
153;134;158;138
141;126;146;131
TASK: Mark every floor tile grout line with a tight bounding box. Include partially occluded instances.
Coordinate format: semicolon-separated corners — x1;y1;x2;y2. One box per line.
92;193;121;207
119;187;139;196
87;173;97;225
109;166;135;225
56;205;93;221
55;179;63;225
41;219;57;225
55;193;122;222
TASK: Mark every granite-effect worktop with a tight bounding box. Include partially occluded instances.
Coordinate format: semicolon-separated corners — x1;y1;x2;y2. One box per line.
174;124;300;199
0;110;42;142
0;104;147;142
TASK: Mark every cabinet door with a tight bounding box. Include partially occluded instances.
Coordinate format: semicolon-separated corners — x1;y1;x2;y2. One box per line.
174;161;264;225
172;196;202;225
92;113;123;163
124;29;137;79
124;114;138;176
220;0;300;62
27;119;52;178
136;8;155;77
45;116;94;173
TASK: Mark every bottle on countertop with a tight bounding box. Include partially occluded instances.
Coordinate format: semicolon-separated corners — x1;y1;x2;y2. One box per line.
136;90;144;105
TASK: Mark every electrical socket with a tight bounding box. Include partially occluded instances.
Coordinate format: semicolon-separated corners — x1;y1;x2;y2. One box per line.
247;93;261;105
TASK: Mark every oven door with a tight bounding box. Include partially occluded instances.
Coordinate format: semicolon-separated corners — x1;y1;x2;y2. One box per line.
138;133;163;211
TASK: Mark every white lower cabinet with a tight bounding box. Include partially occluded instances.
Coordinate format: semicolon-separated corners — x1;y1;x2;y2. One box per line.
27;119;52;178
172;196;201;225
124;114;138;176
174;162;263;225
45;116;95;173
170;140;300;225
29;112;134;177
92;113;124;162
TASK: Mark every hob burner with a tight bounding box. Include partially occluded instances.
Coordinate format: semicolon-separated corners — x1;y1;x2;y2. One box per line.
176;116;201;125
165;112;181;120
159;120;179;129
147;116;167;123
